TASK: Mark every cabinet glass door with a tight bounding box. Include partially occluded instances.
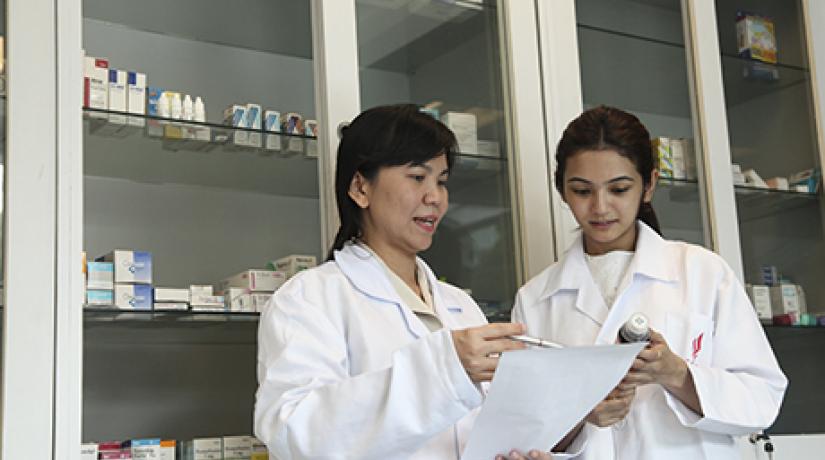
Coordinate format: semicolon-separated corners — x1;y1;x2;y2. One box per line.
715;0;825;433
576;0;708;246
81;0;318;445
355;0;519;320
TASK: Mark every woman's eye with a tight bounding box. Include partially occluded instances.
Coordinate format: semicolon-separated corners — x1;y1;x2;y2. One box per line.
571;189;591;196
409;175;426;182
611;187;630;194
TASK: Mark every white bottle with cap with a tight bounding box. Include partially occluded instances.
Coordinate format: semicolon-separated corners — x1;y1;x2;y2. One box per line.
193;96;206;123
619;312;650;343
170;92;182;120
182;94;193;121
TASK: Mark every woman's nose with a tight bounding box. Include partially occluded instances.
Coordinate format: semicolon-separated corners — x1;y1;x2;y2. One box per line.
591;190;608;213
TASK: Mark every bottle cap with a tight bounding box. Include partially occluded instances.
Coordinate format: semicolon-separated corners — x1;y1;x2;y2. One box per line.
620;312;650;342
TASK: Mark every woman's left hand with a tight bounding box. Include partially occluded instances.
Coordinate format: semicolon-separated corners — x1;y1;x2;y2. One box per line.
624;330;688;388
495;449;552;460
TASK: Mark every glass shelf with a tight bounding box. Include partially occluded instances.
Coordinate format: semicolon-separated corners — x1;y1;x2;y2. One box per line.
83;0;313;59
83;108;319;199
83;307;260;324
734;184;819;222
720;53;809;107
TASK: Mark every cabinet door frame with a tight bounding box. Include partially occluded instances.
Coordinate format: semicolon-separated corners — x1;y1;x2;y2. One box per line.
1;0;65;458
537;0;745;280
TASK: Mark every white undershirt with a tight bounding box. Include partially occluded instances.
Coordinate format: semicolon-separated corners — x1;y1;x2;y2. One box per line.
585;250;634;309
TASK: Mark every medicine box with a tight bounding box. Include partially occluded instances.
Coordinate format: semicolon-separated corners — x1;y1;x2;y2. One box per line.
220;270;286;292
223;436;253;460
87;289;114;306
247;103;263;146
267;255;317;278
98;250;153;284
154;287;190;304
251;438;268;460
87;261;114;290
159;440;176;460
736;12;777;64
770;284;801;318
264;110;282;151
99;451;131;459
115;284;153;310
84;56;109;111
442;111;478;155
126;439;161;460
127;71;146;127
107;69;128;126
183;437;222;460
81;443;99;460
746;284;772;320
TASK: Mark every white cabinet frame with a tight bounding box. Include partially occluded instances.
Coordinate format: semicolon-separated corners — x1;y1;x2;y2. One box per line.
1;0;60;458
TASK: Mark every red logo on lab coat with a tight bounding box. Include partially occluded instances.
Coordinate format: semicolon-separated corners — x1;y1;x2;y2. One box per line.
691;333;704;362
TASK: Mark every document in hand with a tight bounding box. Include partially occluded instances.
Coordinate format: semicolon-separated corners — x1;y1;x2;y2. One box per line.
461;342;646;459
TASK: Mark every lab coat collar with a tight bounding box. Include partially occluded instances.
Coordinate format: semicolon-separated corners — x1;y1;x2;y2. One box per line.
631;221;679;283
334;242;459;334
536;221;677;325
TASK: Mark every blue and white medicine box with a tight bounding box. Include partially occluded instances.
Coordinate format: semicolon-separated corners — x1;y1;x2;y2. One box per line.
124;438;161;459
114;284;153;310
86;261;114;290
98;250;153;284
86;289;114;306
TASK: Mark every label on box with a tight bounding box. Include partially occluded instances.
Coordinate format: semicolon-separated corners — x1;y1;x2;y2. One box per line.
221;270;286;292
100;250;153;284
87;261;115;290
115;284;153;310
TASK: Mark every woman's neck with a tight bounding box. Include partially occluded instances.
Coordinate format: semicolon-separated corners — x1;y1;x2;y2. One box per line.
361;239;419;294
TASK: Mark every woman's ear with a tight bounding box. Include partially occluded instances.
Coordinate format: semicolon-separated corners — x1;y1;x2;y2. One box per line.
643;169;659;203
348;171;371;209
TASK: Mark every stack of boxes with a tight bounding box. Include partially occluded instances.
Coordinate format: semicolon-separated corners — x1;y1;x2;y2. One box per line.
736;11;779;81
85;436;267;460
746;265;819;326
651;137;696;180
97;250;154;311
83;251;317;314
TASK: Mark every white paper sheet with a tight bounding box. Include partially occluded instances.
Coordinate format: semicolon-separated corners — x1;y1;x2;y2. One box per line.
461;342;646;459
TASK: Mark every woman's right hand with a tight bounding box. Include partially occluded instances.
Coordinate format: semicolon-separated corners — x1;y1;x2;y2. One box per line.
451;323;527;383
584;382;636;427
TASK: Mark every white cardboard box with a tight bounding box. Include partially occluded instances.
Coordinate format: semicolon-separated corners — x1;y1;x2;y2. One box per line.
220;270;286;292
747;284;772;320
99;250;152;284
267;255;317;279
442;111;478;155
223;436;253;460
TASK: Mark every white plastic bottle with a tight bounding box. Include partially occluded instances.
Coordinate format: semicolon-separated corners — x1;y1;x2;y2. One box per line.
170;92;182;120
158;92;171;118
193;96;206;123
182;94;193;121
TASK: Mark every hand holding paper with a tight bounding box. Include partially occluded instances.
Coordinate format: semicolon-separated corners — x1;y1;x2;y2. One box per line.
461;342;646;459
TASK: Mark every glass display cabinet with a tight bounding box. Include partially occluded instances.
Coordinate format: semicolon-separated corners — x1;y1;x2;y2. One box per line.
575;0;709;246
80;0;320;443
356;0;521;319
716;0;825;435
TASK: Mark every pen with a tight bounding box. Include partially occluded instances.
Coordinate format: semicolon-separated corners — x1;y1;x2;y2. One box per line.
509;334;564;349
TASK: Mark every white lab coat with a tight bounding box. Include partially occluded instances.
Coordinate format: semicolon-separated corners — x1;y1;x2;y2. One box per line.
512;222;788;460
254;242;487;459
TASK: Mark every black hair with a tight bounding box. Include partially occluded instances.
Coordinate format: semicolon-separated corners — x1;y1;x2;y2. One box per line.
327;104;457;260
555;105;661;235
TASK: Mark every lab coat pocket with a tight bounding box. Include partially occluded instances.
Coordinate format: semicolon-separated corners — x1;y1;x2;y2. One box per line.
665;312;714;365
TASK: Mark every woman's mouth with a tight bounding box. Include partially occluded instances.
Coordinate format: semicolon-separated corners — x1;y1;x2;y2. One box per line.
413;216;437;233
